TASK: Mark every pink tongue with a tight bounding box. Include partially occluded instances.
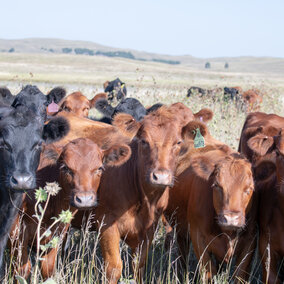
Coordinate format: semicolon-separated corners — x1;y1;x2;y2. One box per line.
48;101;59;113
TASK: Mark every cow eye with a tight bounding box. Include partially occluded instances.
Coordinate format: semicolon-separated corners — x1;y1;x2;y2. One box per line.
177;141;182;145
32;141;42;151
96;166;105;175
140;139;148;146
244;187;252;195
63;106;71;112
61;165;73;176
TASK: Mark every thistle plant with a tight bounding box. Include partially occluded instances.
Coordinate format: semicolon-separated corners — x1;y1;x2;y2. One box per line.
27;182;73;284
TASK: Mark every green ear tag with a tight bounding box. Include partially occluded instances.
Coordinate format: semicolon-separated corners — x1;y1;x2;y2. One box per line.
194;128;205;148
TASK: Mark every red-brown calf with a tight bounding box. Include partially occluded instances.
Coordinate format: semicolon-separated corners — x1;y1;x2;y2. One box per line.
11;138;130;279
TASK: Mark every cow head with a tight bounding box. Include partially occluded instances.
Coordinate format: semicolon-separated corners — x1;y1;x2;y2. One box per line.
59;92;107;118
12;85;66;121
58;138;130;208
104;78;127;101
192;152;254;230
0;106;69;192
113;105;197;188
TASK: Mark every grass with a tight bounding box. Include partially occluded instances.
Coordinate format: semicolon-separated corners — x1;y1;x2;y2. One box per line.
1;52;284;283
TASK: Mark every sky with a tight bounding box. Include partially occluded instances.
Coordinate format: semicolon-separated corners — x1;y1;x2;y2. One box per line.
0;0;283;58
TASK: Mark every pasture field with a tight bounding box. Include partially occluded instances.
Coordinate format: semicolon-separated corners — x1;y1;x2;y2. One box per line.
1;52;284;283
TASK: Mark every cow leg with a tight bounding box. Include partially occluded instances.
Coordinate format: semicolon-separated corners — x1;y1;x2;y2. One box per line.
176;232;190;269
100;225;122;284
40;247;58;280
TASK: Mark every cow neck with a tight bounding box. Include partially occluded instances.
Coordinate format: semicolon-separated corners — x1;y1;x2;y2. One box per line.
0;188;23;238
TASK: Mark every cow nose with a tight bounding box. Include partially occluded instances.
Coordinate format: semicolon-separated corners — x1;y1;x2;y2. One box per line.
10;174;34;190
73;193;97;208
150;170;173;186
219;212;243;227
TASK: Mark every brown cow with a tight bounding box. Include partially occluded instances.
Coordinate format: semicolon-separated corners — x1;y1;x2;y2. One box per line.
165;137;255;282
239;112;284;283
69;105;211;283
241;89;263;112
58;91;107;118
12;138;131;279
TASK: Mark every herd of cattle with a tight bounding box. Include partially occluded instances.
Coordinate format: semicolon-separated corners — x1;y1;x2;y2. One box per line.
187;85;263;112
0;78;282;283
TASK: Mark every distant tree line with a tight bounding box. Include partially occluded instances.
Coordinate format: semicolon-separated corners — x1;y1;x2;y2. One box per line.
152;59;180;65
0;45;181;65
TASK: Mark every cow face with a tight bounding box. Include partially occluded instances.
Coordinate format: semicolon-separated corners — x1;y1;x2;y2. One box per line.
59;92;107;118
113;106;190;188
12;85;66;121
59;138;130;208
192;152;254;230
104;78;126;101
210;155;254;229
0;106;69;192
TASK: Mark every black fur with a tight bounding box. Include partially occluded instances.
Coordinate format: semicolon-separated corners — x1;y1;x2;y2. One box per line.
47;87;66;104
0;106;69;277
187;86;206;97
96;97;147;122
95;98;115;118
43;117;70;144
0;87;14;106
146;103;163;113
104;78;127;101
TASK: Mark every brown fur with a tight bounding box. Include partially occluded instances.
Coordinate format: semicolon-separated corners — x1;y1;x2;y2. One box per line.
165;147;255;282
68;104;196;283
11;138;130;279
238;111;284;283
58;91;107;118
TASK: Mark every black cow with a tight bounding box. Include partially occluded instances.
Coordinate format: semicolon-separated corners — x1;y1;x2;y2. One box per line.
224;87;240;101
0;102;69;278
95;97;147;122
187;86;206;97
0;88;14;106
95;98;163;124
103;78;127;101
11;85;66;121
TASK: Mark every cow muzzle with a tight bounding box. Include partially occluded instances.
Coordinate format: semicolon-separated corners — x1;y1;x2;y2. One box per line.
73;192;97;208
150;169;173;186
10;173;34;191
218;212;245;229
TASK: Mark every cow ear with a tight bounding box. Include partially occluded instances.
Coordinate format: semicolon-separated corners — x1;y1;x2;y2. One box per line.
95;98;115;118
42;117;70;144
194;108;213;123
89;92;107;108
112;113;141;139
191;155;215;180
247;134;274;156
181;120;208;141
103;144;131;167
47;87;66;104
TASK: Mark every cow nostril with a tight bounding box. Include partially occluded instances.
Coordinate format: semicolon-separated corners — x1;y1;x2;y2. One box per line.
11;176;18;185
152;173;158;181
75;196;82;204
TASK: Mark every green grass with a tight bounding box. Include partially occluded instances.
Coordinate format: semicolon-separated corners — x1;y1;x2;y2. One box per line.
1;52;283;283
